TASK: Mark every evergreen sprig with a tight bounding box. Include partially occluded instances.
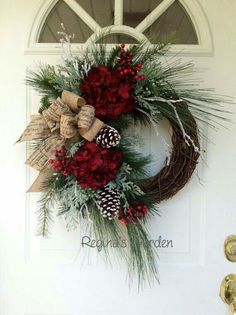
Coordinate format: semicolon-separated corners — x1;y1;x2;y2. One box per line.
36;185;56;237
26;66;61;100
127;222;159;287
89;201;158;287
118;135;152;180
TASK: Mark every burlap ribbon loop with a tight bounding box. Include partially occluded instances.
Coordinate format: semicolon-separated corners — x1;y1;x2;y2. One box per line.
17;90;104;192
77;105;95;129
61;90;86;112
18;90;104;144
59;105;96;139
60;115;78;139
42;97;71;132
26;134;66;171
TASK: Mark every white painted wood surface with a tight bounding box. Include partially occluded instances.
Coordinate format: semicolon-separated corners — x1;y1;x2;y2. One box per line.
0;1;236;314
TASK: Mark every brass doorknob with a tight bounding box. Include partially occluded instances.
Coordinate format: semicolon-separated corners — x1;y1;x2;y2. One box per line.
220;274;236;314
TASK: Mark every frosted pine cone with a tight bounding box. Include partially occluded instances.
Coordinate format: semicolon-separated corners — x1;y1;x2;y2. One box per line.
95;125;121;148
97;187;121;220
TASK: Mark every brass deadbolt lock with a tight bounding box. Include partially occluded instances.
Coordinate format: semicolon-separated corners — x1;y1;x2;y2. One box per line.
224;235;236;262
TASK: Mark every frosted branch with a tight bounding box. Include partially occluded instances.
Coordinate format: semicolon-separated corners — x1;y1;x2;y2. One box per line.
57;23;75;60
136;107;159;137
143;96;199;152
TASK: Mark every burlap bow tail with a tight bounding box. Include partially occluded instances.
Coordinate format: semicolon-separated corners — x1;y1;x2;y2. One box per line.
17;90;104;191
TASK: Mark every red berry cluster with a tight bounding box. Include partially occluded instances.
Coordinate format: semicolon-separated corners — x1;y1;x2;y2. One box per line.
118;203;148;225
48;147;69;176
116;43;144;82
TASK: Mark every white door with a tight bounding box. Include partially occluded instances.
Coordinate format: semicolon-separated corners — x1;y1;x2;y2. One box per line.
1;0;236;314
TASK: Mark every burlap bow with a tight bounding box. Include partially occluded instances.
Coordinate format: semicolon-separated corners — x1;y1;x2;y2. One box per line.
17;90;104;192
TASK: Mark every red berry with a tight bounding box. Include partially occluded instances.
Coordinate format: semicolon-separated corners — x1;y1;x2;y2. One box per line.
48;159;54;164
140;74;145;80
135;75;139;80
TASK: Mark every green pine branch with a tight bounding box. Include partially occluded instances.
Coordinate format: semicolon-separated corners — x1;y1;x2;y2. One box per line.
127;222;159;287
37;189;55;237
90;203;159;287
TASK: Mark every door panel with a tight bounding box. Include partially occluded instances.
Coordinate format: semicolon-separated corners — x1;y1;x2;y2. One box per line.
1;1;236;315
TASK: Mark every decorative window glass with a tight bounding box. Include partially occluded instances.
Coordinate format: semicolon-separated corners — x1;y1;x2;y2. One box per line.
39;0;198;45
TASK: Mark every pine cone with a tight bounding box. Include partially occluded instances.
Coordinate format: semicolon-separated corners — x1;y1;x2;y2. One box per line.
97;187;121;220
95;125;121;148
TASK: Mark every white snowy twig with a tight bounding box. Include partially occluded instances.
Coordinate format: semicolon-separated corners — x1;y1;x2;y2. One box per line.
142;96;199;152
57;23;75;60
136;107;159;137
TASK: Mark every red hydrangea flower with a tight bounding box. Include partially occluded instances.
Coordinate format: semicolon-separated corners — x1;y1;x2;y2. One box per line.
68;141;123;190
80;65;136;121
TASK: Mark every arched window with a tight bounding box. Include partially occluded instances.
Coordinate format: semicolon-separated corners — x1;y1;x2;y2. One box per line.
28;0;213;54
39;0;198;45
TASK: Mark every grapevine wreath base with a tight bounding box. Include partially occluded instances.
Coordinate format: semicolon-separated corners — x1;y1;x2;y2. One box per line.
141;104;200;203
18;41;225;285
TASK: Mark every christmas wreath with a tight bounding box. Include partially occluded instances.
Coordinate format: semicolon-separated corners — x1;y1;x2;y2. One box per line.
18;41;226;285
